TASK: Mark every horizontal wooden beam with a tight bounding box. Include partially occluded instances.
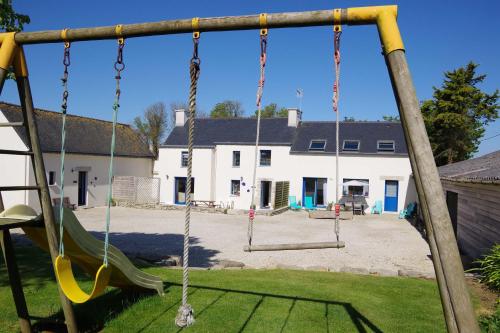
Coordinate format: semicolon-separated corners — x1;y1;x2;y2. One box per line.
11;5;400;52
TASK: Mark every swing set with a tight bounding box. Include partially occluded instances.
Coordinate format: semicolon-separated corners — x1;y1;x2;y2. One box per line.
0;5;479;333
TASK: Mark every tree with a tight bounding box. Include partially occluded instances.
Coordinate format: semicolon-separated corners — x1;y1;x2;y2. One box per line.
0;0;30;32
421;62;499;166
210;100;244;118
1;0;30;80
344;116;355;121
254;103;288;118
383;115;400;122
133;102;169;159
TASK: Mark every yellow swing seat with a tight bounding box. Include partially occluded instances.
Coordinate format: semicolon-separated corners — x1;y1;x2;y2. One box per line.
55;255;111;304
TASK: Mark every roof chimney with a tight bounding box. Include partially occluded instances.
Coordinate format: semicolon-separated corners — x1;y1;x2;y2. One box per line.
287;108;301;127
175;109;188;127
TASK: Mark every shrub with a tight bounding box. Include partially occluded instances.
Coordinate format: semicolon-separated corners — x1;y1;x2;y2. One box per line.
471;244;500;291
479;304;500;333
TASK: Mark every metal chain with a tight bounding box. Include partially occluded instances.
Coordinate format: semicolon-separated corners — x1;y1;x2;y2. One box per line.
333;29;341;242
103;40;125;267
248;34;267;248
58;42;71;256
176;35;200;328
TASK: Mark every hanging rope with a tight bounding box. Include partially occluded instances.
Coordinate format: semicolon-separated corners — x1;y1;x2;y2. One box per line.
333;26;341;242
247;17;268;248
103;37;125;267
175;26;200;328
58;33;71;257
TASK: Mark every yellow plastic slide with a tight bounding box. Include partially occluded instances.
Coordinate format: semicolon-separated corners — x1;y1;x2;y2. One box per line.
0;205;164;297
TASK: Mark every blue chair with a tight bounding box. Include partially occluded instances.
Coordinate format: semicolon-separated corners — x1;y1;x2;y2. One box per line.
304;196;316;210
399;202;416;219
289;196;301;210
371;200;383;214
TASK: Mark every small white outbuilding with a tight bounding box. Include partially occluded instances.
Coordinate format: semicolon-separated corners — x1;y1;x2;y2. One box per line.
0;102;154;211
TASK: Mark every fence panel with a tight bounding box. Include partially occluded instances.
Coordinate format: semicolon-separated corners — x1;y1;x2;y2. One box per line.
113;176;160;204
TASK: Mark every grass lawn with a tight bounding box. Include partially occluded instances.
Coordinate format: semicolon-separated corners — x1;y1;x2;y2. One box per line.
0;243;453;332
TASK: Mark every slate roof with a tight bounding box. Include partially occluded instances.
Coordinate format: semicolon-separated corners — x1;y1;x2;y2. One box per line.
164;118;295;147
291;121;408;154
0;102;153;158
163;117;408;156
438;150;500;184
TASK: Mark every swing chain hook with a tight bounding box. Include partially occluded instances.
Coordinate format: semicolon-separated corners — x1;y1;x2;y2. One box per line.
61;43;71;112
114;41;125;101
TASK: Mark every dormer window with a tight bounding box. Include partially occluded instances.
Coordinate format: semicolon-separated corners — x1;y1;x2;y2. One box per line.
377;140;395;152
343;140;360;151
309;140;326;151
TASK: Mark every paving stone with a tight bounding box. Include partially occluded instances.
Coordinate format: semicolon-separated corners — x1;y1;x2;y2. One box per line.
369;268;399;277
340;266;369;275
216;259;245;268
276;264;304;270
306;265;328;271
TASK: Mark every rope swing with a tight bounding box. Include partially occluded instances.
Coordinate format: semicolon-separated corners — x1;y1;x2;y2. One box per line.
175;18;201;328
243;14;345;252
247;14;268;249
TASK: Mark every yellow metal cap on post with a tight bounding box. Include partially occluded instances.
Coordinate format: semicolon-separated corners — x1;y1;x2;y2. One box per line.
0;32;17;71
346;5;404;54
13;47;28;77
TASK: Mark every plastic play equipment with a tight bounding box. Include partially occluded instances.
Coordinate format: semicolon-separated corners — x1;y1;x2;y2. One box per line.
244;18;344;253
0;5;481;332
0;205;163;298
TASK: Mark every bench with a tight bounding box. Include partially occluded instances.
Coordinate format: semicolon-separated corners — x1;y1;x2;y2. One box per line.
191;200;216;208
52;197;77;210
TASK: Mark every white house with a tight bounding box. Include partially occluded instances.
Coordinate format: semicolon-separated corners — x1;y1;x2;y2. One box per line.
156;108;417;213
0;102;154;211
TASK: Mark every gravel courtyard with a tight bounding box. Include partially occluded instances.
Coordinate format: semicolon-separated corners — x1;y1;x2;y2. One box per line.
70;207;435;277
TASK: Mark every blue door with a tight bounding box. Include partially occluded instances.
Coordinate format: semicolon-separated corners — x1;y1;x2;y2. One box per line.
174;177;194;205
384;180;398;212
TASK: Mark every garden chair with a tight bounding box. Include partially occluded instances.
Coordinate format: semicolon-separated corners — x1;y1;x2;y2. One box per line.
371;200;383;214
304;196;316;211
399;202;416;219
288;196;301;210
353;202;363;215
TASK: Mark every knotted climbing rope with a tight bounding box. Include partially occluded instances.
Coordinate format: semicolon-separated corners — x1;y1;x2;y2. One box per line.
58;31;71;256
247;15;268;248
333;26;341;242
175;20;201;328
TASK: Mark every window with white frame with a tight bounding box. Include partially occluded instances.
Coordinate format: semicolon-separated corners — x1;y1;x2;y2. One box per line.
343;140;360;151
181;151;188;167
342;178;369;197
377;140;395;152
260;150;271;166
231;180;241;196
232;151;240;167
48;171;56;185
309;140;326;151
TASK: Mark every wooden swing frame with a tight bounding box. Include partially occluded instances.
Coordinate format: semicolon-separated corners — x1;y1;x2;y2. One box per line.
0;5;479;332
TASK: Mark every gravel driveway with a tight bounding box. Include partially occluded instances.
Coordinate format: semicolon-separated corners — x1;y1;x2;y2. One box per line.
68;207;434;277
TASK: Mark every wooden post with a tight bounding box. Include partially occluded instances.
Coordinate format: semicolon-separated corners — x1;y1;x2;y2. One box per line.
385;50;479;333
0;193;33;333
15;74;78;333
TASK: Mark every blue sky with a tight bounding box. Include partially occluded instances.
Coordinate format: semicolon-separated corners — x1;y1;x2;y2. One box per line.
3;0;499;156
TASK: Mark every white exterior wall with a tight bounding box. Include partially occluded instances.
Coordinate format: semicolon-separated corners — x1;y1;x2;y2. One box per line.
0;117;153;212
157;144;416;213
155;147;213;204
42;154;153;210
0;112;31;209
